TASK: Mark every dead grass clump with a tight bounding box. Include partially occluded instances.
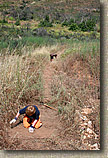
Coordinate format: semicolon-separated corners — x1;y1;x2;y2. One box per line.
51;49;100;149
0;46;49;150
0;116;20;150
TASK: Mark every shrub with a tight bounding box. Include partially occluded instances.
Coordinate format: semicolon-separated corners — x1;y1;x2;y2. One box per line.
62;18;75;27
69;23;79;31
19;7;33;20
39;21;53;27
38;15;53;27
0;19;8;24
15;19;20;26
62;20;69;27
32;28;49;36
86;19;96;31
78;19;96;32
68;18;75;25
8;16;15;21
62;18;96;32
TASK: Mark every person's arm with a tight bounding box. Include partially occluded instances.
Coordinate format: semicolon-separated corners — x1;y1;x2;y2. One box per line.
29;119;37;133
10;111;20;124
15;111;20;120
31;119;38;128
10;106;28;124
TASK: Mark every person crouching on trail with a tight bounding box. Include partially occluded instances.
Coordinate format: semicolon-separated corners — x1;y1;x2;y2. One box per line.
10;105;42;133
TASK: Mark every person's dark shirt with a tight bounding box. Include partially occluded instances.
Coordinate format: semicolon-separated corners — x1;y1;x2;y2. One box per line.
19;105;40;120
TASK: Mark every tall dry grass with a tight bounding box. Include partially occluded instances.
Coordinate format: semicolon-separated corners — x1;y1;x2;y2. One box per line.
50;40;100;149
0;45;51;149
51;40;100;113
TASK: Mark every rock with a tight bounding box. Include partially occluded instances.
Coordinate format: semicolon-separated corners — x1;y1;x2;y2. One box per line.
81;108;92;115
88;121;92;128
81;116;87;121
87;128;93;134
83;135;86;139
90;143;99;150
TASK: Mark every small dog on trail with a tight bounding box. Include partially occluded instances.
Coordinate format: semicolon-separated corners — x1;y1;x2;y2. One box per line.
50;54;57;62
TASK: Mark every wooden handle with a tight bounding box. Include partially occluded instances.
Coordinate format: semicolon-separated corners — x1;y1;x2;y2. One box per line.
43;104;58;111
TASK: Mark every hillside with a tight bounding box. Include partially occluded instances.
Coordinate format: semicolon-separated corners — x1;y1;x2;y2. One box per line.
0;0;100;150
0;0;100;23
0;43;100;150
0;0;100;54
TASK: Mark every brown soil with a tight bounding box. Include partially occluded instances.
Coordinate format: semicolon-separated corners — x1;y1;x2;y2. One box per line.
7;47;100;150
43;46;66;103
8;105;62;150
8;48;66;150
43;62;54;103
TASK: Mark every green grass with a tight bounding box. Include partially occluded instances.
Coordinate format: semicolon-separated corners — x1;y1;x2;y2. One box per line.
0;33;100;57
61;39;100;58
0;16;100;55
0;36;58;55
22;36;56;46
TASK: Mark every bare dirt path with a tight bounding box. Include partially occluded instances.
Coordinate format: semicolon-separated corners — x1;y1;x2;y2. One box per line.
43;46;66;103
8;48;65;150
43;62;55;103
7;46;99;150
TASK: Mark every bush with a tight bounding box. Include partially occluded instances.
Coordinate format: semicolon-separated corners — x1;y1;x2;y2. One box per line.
19;7;33;20
86;19;96;31
0;19;8;24
8;16;15;21
69;23;79;31
39;21;53;27
38;15;53;27
62;18;96;32
62;20;69;27
32;28;49;36
68;18;75;25
62;18;75;27
78;19;96;32
15;19;20;26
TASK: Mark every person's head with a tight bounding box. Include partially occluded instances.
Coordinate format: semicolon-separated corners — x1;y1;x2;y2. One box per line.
26;105;36;116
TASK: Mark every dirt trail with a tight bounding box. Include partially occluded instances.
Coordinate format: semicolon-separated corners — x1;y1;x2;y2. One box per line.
8;48;65;150
7;46;99;150
43;46;65;103
43;62;54;103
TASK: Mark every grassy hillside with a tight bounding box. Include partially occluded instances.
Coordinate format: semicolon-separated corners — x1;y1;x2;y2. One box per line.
0;0;100;150
0;0;100;25
0;40;100;150
0;0;100;54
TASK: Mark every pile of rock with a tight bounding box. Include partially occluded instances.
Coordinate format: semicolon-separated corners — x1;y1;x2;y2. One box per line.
79;108;100;150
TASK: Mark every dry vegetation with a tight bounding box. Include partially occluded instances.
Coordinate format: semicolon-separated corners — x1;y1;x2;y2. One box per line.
0;37;100;150
0;46;49;149
50;41;100;150
0;0;100;150
0;38;100;150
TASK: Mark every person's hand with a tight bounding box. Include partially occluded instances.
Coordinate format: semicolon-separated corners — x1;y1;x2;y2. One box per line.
29;127;34;133
10;119;16;124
